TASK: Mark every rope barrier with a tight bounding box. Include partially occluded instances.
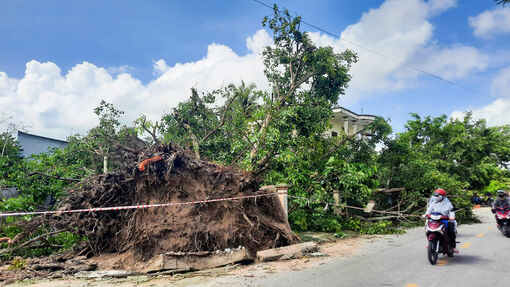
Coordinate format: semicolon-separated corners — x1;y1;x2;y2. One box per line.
286;194;424;218
0;192;287;218
2;191;463;219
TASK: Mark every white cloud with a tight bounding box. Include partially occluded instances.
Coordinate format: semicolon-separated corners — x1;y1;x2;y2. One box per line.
246;29;273;55
428;0;457;14
413;45;488;80
469;7;510;38
0;0;491;138
152;59;169;76
0;31;271;139
491;66;510;97
309;0;484;104
451;98;510;126
449;7;510;126
107;65;135;75
451;65;510;126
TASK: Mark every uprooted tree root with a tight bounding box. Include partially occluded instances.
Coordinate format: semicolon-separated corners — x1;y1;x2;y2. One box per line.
11;144;299;262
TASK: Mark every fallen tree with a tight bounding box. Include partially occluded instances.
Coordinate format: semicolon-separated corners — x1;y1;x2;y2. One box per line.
8;143;298;262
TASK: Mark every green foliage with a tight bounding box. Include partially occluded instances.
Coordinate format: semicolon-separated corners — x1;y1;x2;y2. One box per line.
378;113;510;223
483;178;510;194
0;225;81;260
0;197;37;213
0;219;22;251
161;6;357;173
0;100;141;214
2;6;507;251
0;132;22;190
265;118;390;232
161;84;263;163
0;146;90;212
76;100;139;173
359;221;405;235
338;218;404;235
333;231;348;239
0;101;145;259
340;217;361;231
324;157;377;207
8;258;26;270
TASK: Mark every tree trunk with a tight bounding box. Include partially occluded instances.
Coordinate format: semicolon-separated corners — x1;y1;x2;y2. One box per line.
250;113;272;161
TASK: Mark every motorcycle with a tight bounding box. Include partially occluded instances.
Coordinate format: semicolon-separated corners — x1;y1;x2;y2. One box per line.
486;197;494;207
494;206;510;238
425;212;454;265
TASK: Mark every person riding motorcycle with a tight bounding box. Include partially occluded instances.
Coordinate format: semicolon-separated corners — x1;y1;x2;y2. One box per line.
491;190;510;213
424;188;459;254
471;193;482;205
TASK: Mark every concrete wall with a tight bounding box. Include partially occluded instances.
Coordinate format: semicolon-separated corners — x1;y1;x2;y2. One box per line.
17;131;68;157
0;187;18;199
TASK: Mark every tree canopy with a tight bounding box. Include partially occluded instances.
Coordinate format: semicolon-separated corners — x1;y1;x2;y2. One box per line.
1;6;509;244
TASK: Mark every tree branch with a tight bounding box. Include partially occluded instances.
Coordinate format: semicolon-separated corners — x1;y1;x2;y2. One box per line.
319;126;367;161
288;71;315;97
139;117;160;144
0;230;68;255
201;92;240;143
182;122;201;160
228;144;252;168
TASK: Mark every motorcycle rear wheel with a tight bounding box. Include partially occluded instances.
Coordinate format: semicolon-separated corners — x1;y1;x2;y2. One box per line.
427;240;439;265
503;226;510;238
447;244;454;257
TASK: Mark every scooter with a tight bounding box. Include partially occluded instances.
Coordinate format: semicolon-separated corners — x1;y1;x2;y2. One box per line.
425;212;454;265
494;206;510;238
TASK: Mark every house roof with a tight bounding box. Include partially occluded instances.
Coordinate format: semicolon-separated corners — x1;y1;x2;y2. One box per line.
17;131;68;144
331;106;377;121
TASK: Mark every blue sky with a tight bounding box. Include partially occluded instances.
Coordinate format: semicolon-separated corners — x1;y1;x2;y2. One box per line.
1;0;509;139
0;0;374;82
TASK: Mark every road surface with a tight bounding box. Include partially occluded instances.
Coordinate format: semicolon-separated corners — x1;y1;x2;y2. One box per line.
208;207;510;287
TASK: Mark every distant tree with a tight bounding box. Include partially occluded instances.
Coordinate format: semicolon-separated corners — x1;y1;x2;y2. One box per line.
73;100;140;173
496;0;509;5
377;113;510;222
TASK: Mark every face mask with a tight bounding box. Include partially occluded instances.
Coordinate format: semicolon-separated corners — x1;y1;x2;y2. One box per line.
435;195;444;202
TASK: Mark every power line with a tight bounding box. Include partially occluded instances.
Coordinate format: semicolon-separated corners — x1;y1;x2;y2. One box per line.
252;0;484;96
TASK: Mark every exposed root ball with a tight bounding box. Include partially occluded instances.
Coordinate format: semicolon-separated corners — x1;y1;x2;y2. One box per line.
22;144;298;259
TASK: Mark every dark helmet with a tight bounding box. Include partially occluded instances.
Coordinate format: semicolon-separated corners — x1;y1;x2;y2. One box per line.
497;190;507;197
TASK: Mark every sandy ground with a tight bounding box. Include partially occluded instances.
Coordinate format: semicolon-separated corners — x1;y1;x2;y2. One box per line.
4;236;362;287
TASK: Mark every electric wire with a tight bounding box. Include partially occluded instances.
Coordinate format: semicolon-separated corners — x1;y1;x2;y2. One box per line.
252;0;484;96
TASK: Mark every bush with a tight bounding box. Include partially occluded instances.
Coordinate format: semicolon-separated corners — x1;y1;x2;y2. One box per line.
0;222;82;260
359;220;405;235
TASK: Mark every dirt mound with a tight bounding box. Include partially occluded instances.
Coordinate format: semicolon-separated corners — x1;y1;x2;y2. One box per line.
14;144;298;261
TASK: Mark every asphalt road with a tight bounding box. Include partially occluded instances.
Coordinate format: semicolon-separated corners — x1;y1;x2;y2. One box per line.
213;207;510;287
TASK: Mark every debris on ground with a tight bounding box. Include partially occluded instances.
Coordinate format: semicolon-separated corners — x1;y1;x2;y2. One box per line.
73;270;140;279
0;253;97;284
306;252;328;258
257;242;319;262
144;246;255;273
299;232;338;243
